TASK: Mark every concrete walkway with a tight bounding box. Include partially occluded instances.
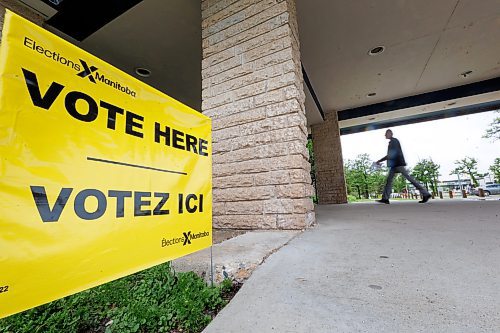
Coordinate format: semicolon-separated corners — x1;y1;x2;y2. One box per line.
204;200;500;333
173;230;299;283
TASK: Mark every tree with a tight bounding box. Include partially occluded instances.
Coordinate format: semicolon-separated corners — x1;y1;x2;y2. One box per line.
344;154;372;199
489;158;500;183
392;174;407;193
344;162;362;199
344;154;387;199
412;163;429;191
451;157;484;187
370;168;387;197
483;111;500;141
307;138;315;188
412;159;440;194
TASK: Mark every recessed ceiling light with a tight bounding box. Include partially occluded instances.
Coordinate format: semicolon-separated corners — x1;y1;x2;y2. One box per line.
459;70;472;78
367;92;377;97
135;67;151;77
368;46;385;56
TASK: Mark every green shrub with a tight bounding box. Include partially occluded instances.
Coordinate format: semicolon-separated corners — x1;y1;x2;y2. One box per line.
0;263;227;333
347;194;359;202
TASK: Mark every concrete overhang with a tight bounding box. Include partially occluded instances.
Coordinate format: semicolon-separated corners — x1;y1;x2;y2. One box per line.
17;0;202;111
338;78;500;134
298;0;500;131
14;0;500;130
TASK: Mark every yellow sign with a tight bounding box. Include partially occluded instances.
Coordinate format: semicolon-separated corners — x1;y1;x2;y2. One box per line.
0;11;212;319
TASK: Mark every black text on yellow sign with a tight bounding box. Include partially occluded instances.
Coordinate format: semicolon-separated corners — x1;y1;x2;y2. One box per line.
31;187;205;222
0;11;212;319
22;66;209;156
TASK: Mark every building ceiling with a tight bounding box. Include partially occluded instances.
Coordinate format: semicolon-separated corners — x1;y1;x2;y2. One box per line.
80;0;202;111
19;0;202;111
16;0;500;129
297;0;500;126
82;0;201;110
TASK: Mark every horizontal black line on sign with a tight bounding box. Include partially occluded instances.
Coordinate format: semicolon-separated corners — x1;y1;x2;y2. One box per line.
87;157;187;175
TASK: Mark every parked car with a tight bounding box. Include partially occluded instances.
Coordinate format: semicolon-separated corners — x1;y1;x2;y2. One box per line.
471;184;500;196
484;184;500;195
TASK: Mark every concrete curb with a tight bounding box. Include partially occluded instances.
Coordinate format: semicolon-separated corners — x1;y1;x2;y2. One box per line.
172;230;301;284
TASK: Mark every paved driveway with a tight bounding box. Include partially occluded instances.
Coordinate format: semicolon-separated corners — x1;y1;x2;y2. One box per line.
204;200;500;333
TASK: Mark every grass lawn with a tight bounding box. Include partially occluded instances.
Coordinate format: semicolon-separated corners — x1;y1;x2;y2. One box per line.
0;263;233;333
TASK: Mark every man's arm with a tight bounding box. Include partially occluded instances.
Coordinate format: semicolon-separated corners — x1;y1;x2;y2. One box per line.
376;155;388;164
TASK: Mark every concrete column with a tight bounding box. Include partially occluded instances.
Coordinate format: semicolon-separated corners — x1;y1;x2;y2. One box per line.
311;110;348;204
201;0;315;229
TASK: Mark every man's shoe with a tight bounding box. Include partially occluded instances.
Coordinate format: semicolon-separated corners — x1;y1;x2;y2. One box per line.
376;199;390;204
419;194;432;203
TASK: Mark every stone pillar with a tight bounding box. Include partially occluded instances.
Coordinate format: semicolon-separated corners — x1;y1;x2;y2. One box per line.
311;110;348;204
201;0;315;229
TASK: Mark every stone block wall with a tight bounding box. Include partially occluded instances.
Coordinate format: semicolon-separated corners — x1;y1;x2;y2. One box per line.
311;110;348;204
201;0;315;229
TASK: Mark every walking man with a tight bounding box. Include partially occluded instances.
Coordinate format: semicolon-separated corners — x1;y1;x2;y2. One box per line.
375;129;431;204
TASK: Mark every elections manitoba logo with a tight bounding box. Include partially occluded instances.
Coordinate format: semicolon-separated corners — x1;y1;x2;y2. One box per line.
77;59;97;83
162;231;210;248
23;36;137;97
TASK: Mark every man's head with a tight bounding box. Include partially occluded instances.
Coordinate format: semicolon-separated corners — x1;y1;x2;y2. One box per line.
385;129;393;139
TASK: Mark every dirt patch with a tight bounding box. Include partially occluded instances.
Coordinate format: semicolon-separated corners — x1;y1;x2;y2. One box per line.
221;281;243;302
205;281;243;322
212;229;248;244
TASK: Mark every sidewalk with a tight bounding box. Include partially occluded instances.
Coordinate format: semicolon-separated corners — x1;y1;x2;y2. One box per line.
204;200;500;333
173;230;300;283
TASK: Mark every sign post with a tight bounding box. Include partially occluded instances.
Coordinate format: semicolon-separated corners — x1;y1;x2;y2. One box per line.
0;11;212;319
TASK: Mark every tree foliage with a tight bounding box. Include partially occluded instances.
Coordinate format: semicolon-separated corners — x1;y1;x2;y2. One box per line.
344;154;371;199
392;174;407;193
411;159;440;193
371;169;387;196
489;158;500;183
307;138;316;194
344;154;387;199
483;111;500;141
451;157;484;187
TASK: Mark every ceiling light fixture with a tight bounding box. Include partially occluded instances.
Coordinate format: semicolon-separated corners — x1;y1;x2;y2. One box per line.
368;46;385;56
135;67;151;78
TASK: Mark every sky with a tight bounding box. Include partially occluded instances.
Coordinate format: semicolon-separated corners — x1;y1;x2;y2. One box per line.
340;110;500;181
